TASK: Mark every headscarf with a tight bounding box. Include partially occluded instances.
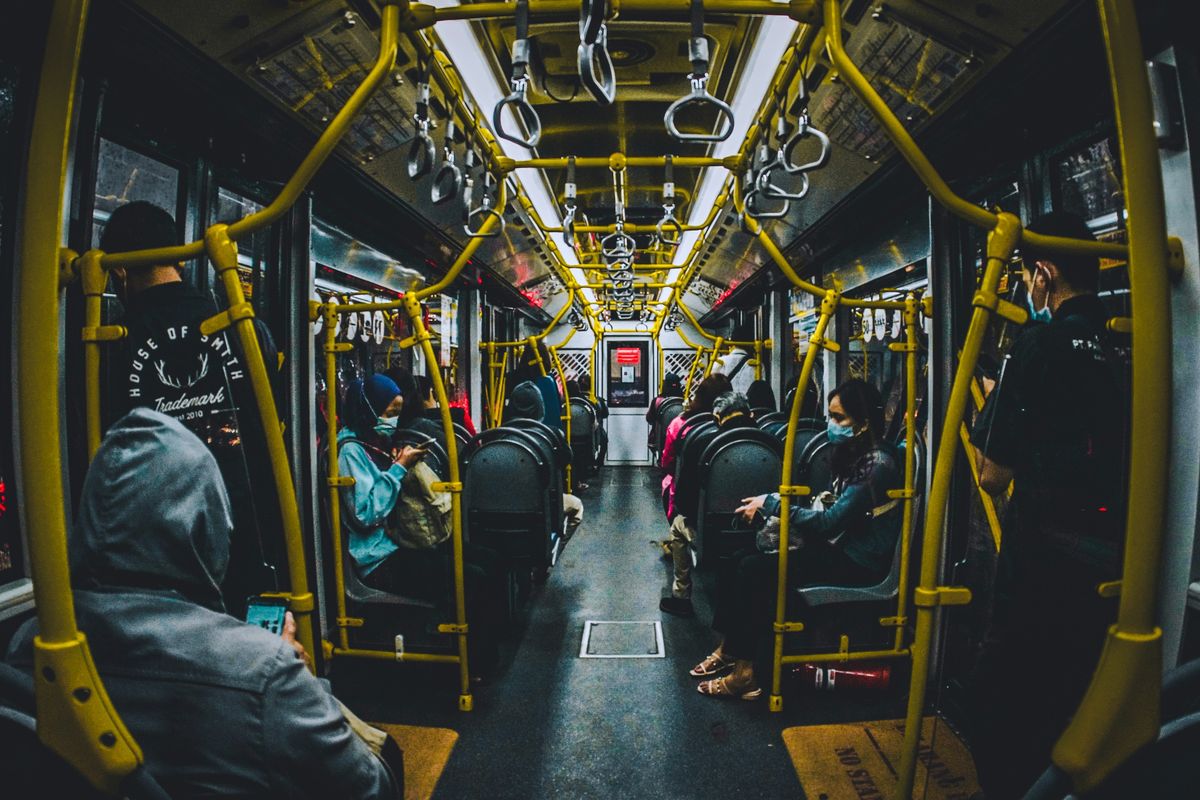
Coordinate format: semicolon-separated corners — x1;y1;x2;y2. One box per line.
343;374;402;439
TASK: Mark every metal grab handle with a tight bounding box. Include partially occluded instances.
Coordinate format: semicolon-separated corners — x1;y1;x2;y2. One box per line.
664;73;735;143
609;267;634;281
579;0;606;45
461;148;479;222
601;231;636;260
407;126;436;179
493;81;542;148
431;119;462;205
464;173;505;238
757;160;810;201
578;24;616;106
656;154;683;245
782;116;832;175
494;0;542;148
562;155;578;248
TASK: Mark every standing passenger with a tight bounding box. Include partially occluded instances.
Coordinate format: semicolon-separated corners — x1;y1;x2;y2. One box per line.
7;409;399;798
711;322;757;396
967;212;1128;797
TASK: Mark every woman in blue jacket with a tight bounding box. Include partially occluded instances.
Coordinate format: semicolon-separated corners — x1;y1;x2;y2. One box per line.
692;379;902;699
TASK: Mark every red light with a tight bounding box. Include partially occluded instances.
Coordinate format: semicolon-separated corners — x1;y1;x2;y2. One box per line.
1098;507;1108;513
615;347;640;364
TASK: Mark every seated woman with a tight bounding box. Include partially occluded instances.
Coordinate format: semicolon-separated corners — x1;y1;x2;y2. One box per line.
337;375;502;667
693;378;901;699
646;372;684;451
659;373;731;521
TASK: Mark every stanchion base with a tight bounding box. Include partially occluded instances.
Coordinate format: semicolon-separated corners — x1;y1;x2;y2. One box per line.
458;693;474;712
770;694;784;712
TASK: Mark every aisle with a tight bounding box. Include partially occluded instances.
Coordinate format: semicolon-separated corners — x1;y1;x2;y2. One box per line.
333;467;804;798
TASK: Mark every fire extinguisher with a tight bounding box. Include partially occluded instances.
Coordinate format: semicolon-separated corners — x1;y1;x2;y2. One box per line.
795;662;891;691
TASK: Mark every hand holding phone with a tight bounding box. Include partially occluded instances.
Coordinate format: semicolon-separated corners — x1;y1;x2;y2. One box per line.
393;444;428;468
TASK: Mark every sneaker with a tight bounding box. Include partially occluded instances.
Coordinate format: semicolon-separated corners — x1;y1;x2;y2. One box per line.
659;596;695;618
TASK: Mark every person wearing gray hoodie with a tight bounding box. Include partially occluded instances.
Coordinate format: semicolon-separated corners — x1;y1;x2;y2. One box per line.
6;408;398;799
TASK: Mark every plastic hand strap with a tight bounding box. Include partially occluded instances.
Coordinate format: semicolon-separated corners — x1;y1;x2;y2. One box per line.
782;113;832;175
580;0;607;46
663;0;734;142
578;23;616;105
431;119;463;205
493;0;542;147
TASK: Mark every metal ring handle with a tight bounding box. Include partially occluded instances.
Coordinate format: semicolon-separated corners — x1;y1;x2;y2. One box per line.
579;0;606;45
406;130;436;179
782;122;832;175
664;79;735;143
756;162;810;201
601;231;636;259
493;85;542;148
464;204;506;239
562;206;577;248
656;212;683;246
578;25;616;106
431;157;462;205
744;187;790;219
609;267;634;281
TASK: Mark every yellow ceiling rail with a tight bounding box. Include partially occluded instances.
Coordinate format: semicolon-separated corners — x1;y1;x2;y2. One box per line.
506;154;735;171
19;0;148;793
423;0;818;24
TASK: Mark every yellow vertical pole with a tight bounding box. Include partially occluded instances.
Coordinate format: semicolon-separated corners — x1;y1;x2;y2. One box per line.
753;340;763;381
887;293;919;651
20;0;149;790
591;337;600;402
78;250;117;460
403;292;473;710
703;336;725;378
894;215;1021;795
202;225;316;666
549;344;573;492
323;303;354;652
1050;0;1170;791
769;292;837;711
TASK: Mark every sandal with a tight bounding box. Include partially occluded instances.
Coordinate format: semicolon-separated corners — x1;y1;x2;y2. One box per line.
697;675;762;701
689;651;735;678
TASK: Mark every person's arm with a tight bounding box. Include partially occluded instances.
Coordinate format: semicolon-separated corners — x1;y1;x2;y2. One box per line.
750;456;893;541
975;448;1015;495
263;647;399;799
339;443;407;528
969;337;1033;496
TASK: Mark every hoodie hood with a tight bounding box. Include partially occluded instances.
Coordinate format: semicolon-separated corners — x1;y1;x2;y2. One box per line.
507;380;545;422
72;408;233;612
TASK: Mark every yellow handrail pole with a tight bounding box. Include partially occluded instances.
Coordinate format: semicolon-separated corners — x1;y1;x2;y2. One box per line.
1050;0;1170;791
888;293;920;651
78;249;126;460
99;2;404;271
591;338;600;402
702;337;724;378
20;0;148;791
958;423;1004;552
894;214;1022;796
548;343;573;492
769;291;836;710
403;292;474;711
819;0;1125;262
676;302;719;343
203;226;316;666
752;340;763;380
429;0;811;24
682;341;705;398
322;303;354;653
658;343;666;391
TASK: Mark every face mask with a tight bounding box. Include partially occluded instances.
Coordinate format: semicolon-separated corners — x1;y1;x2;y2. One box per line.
827;418;855;443
1024;267;1053;324
374;415;398;437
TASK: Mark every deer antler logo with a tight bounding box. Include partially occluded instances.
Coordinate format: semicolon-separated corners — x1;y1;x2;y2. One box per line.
155;352;211;390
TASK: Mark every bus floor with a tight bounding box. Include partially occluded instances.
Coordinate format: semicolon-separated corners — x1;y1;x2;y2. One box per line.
331;466;908;799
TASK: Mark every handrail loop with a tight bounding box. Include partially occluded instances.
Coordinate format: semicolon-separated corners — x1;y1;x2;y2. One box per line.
464;171;506;238
601;228;635;261
780;75;832;175
493;0;543;147
460;146;479;222
663;0;735;142
756;141;810;201
578;12;616;105
431;117;463;204
655;154;683;246
579;0;606;44
562;155;578;248
406;56;436;179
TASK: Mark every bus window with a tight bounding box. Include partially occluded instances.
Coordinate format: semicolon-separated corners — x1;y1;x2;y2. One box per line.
92;139;181;249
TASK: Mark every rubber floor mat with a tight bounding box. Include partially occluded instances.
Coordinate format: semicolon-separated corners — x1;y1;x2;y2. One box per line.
781;716;980;800
372;723;458;800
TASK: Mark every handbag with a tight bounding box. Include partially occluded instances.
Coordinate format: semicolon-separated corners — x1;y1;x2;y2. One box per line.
387;459;452;550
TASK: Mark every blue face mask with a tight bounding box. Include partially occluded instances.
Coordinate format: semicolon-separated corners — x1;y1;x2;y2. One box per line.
374;415;398;437
827;418;855;442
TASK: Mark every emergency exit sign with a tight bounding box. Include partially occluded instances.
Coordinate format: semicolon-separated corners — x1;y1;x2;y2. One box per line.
615;348;640;364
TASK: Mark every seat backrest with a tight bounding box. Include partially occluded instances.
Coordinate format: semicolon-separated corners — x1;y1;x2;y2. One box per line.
698;429;784;513
673;420;719;520
794;510;908;607
463;432;551;514
799;437;836;495
652;397;685;452
506;418;572;470
756;411;786;428
568;398;596;449
391;428;450;480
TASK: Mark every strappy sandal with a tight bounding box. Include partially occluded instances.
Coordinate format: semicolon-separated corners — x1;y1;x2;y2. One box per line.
689;651;735;678
697;675;762;701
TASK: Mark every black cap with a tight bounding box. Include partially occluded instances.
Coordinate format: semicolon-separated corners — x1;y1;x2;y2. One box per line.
99;201;181;256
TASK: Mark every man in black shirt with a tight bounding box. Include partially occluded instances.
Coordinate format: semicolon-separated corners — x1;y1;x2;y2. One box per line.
100;201;283;617
967;211;1128;798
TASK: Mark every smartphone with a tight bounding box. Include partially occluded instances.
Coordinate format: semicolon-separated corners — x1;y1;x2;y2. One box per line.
245;595;289;635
